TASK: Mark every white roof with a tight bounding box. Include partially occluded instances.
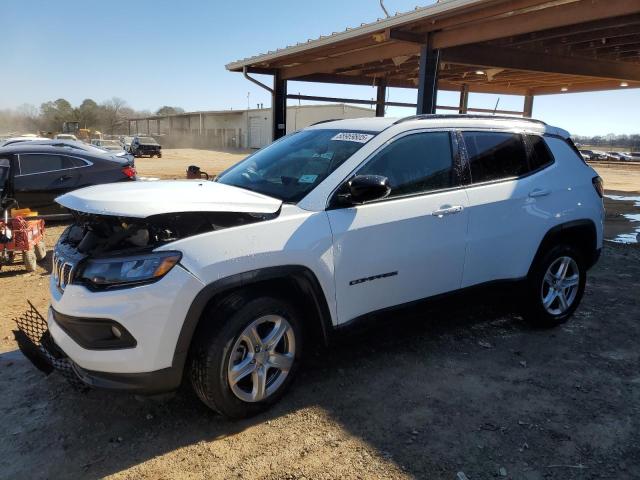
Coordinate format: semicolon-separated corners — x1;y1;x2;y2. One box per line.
308;115;570;138
306;117;397;132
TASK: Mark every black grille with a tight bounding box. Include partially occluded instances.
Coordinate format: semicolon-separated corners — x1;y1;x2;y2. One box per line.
13;301;87;390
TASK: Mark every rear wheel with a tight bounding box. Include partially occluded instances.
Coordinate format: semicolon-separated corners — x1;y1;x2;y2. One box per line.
522;244;586;327
23;250;37;272
190;295;303;419
35;240;46;261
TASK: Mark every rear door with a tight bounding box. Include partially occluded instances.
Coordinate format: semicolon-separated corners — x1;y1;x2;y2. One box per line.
460;130;555;287
13;153;86;214
327;130;469;323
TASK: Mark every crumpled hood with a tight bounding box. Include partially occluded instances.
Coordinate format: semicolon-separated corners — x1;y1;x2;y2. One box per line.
56;180;282;218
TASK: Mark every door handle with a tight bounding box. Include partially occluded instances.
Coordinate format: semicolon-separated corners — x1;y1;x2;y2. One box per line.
528;188;550;198
432;205;464;217
58;174;72;182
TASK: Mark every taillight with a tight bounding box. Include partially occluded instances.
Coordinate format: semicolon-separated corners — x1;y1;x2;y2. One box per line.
122;165;136;179
592;176;604;198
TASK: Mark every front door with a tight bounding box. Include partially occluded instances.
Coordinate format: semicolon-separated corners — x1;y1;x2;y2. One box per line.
327;131;469;324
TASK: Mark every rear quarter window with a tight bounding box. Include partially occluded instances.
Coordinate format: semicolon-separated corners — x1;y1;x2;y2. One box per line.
543;136;586;166
526;134;555;171
462;131;528;183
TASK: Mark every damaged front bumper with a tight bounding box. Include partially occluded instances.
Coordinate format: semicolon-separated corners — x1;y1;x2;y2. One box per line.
13;301;86;390
13;301;184;394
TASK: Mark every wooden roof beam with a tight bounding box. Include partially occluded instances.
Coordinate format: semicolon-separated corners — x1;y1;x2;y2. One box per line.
441;44;640;81
570;34;640;51
500;13;640;47
280;41;422;80
532;79;640;94
432;0;640;49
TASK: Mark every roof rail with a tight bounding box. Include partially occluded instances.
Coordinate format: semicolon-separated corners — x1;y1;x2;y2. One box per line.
310;118;341;126
393;114;547;126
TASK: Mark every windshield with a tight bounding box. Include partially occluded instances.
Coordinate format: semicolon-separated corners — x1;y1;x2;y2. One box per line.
216;129;376;202
138;137;158;144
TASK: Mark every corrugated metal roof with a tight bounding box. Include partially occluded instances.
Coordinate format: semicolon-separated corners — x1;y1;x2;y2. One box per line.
225;0;490;71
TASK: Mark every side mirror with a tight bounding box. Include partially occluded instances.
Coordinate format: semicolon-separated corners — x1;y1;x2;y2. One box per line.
339;175;391;205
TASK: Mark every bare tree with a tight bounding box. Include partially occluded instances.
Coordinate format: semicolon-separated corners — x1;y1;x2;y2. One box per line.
100;97;128;134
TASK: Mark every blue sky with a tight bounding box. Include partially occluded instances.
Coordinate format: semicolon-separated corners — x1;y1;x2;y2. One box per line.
1;0;637;136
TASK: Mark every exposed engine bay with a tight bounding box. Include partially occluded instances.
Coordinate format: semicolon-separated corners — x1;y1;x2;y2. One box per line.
61;209;279;257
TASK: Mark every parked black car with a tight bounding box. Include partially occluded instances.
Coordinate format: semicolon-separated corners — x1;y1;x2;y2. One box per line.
0;142;137;217
130;136;162;158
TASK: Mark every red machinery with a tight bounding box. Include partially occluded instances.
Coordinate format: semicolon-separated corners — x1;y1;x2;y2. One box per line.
0;157;46;272
0;213;46;272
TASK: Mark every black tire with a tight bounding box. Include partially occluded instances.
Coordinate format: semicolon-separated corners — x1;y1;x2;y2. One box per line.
189;294;303;419
23;250;37;272
522;244;586;327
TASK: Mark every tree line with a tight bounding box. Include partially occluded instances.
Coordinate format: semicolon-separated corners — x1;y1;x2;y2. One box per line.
574;133;640;151
0;99;184;136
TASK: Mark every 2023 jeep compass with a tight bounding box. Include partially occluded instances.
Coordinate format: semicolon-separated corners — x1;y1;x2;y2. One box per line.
35;115;603;418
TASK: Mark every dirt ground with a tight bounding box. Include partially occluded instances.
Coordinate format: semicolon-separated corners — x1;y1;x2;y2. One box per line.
587;161;640;193
1;152;639;479
135;148;251;180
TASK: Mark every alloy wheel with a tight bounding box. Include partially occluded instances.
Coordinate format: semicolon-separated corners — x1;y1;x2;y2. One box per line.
227;315;295;402
540;256;580;315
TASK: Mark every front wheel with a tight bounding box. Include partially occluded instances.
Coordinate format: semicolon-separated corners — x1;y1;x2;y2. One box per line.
190;295;303;418
23;250;37;272
35;240;46;261
522;245;586;327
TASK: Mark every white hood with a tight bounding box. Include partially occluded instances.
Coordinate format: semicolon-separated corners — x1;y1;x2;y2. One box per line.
56;180;282;218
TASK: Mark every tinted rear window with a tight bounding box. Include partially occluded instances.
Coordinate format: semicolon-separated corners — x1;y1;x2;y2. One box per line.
19;154;84;174
463;132;528;183
526;135;555;171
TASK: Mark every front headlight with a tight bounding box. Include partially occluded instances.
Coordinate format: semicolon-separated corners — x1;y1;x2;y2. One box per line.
78;251;182;288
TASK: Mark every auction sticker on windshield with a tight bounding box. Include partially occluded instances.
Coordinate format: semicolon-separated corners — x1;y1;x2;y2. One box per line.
331;132;374;143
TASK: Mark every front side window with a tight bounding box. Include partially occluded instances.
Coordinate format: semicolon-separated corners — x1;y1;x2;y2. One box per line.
463;131;528;183
217;129;376;202
356;131;455;198
18;154;83;175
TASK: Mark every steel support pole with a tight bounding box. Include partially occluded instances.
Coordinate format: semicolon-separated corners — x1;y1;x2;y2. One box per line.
523;94;534;118
458;84;469;114
416;35;440;115
375;79;387;117
272;70;287;141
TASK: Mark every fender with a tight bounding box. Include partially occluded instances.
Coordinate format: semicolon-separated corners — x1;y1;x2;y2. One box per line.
528;219;599;275
170;265;334;375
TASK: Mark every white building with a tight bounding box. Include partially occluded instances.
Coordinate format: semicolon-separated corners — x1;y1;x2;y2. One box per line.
128;104;375;149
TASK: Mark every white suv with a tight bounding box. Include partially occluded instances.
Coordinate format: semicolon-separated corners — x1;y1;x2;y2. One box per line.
27;115;604;418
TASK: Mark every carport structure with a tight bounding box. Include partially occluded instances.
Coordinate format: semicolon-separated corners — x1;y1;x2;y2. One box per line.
226;0;640;140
